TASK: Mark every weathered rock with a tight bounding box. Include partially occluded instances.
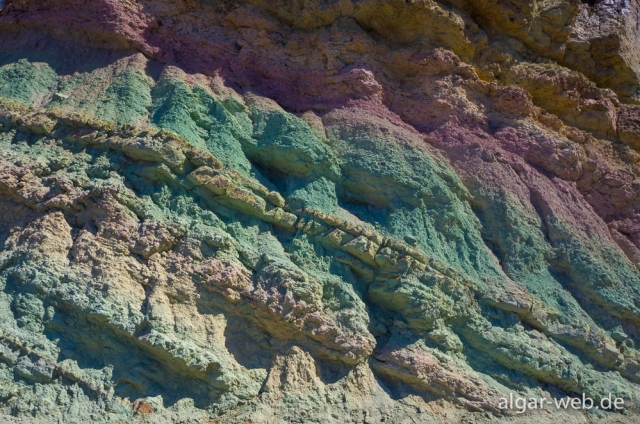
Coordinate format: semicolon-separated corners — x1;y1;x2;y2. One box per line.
1;0;640;422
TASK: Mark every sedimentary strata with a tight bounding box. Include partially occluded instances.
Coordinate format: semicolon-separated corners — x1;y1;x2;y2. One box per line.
1;0;640;422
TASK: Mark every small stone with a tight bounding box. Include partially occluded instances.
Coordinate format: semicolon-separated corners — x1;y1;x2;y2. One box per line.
132;400;153;415
404;235;418;246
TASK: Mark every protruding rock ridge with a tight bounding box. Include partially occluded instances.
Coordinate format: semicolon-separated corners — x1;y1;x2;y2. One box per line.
2;0;640;423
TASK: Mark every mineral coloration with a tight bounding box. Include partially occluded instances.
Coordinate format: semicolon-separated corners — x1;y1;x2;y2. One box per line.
1;0;640;422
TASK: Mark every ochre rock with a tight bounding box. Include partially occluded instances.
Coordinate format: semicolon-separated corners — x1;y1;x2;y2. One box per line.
1;0;640;422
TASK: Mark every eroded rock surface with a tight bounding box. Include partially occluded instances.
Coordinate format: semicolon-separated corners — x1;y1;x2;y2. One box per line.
1;0;640;422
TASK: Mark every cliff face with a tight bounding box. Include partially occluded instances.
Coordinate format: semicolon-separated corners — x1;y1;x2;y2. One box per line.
1;0;640;422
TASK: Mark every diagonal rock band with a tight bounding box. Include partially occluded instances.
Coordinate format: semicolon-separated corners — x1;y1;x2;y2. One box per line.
1;0;640;422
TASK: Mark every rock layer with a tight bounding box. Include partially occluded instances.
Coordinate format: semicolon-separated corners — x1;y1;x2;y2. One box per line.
1;0;640;422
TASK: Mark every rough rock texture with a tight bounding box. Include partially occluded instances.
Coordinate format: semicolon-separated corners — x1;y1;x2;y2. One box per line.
2;0;640;422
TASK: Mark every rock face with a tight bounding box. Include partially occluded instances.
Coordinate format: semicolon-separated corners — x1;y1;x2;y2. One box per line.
1;0;640;422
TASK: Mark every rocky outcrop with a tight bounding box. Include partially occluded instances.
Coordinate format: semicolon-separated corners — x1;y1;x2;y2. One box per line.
2;0;640;422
